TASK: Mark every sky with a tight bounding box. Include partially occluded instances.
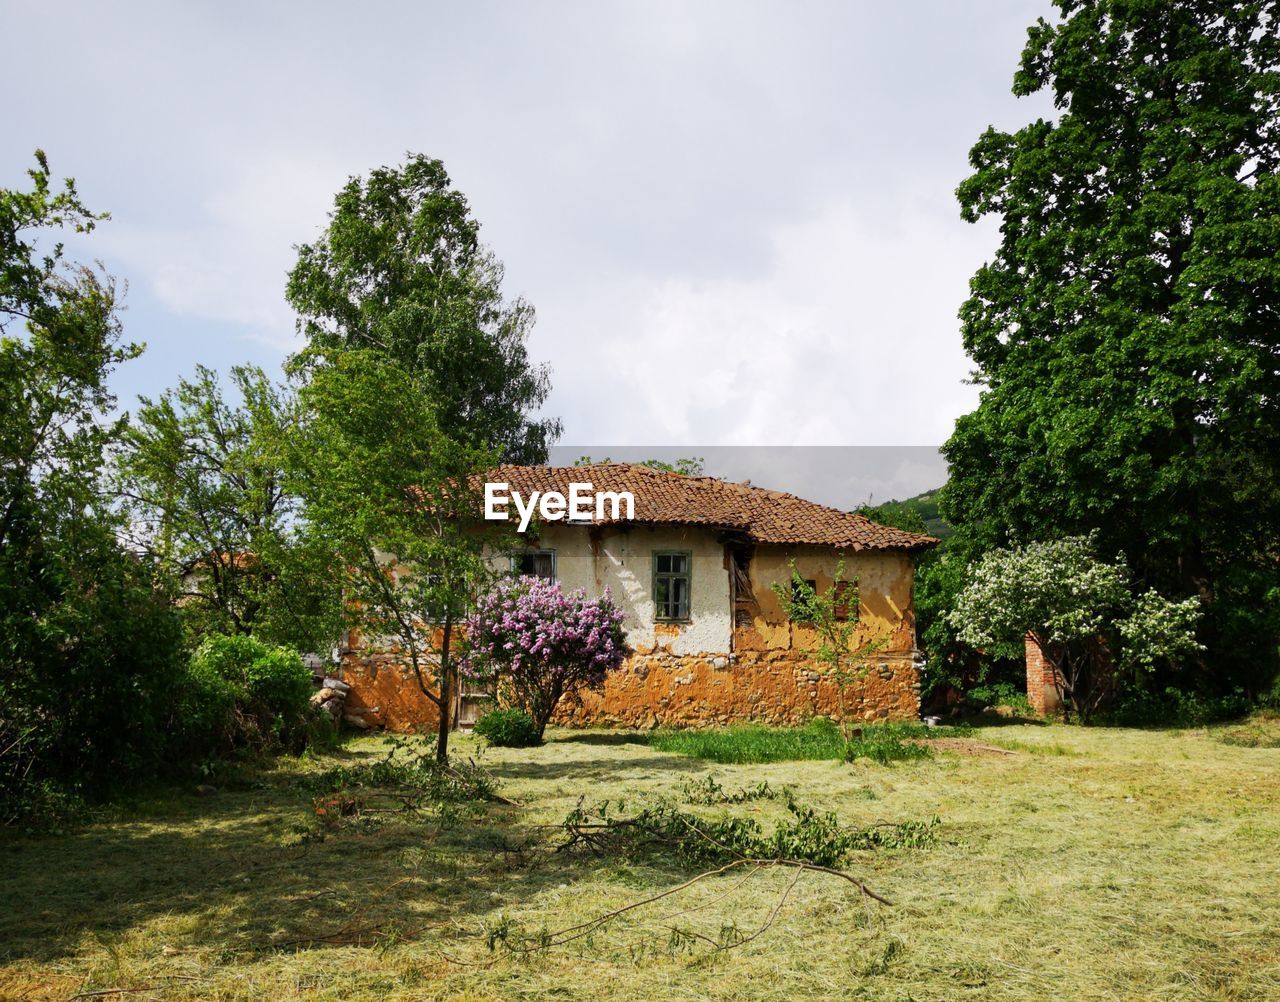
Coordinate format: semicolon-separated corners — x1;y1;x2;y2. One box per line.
3;0;1056;497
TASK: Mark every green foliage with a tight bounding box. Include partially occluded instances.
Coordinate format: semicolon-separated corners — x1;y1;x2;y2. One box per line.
769;560;883;736
296;736;499;803
0;537;188;823
861;490;953;540
241;646;313;718
559;794;939;869
116;364;342;652
650;718;972;765
288;349;504;763
843;730;933;765
651;719;843;764
473;708;541;748
1106;687;1253;729
953;535;1203;720
964;681;1035;718
855;499;930;537
174;654;239;755
574;455;706;476
0;153;188;822
286;154;559;463
680;775;785;805
944;0;1280;694
188;634;314;750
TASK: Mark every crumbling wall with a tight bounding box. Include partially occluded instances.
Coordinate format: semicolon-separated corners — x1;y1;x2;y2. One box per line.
339;543;924;732
553;649;920;728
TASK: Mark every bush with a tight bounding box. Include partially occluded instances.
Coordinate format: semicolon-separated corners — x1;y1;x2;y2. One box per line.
1;537;188;824
463;577;628;739
1105;686;1253;728
187;634;315;751
965;680;1035;717
174;657;239;756
473;708;541;747
242;646;313;718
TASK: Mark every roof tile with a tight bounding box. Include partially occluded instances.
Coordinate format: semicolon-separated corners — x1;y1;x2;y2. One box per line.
484;464;938;551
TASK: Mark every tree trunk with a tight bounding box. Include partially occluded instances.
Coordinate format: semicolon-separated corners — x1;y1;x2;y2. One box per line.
533;679;564;740
436;612;453;764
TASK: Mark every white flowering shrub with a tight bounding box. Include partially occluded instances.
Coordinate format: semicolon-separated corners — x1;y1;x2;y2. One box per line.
1116;590;1204;674
950;534;1202;720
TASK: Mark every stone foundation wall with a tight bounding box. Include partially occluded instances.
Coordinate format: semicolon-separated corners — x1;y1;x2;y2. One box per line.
339;646;922;732
553;649;921;728
340;652;443;733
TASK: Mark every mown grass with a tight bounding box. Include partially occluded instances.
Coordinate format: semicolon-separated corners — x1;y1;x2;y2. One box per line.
649;717;974;764
1215;709;1280;748
3;717;1280;1001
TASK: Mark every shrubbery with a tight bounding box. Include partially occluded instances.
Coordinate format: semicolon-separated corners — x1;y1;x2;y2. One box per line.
0;537;188;825
182;634;316;753
463;576;628;739
1105;686;1253;728
473;708;541;748
952;535;1203;721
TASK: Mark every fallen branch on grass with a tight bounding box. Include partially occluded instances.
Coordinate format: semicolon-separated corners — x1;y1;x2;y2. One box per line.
481;793;922;958
486;855;891;957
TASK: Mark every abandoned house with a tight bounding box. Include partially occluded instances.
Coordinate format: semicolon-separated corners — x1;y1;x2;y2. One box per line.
339;463;939;731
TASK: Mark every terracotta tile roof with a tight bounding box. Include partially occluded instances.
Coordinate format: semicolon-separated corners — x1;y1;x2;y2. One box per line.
485;464;939;552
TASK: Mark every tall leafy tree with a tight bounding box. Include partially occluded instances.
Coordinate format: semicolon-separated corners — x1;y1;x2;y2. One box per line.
943;0;1280;691
1;153;184;811
289;350;505;763
286;154;560;463
116;364;342;652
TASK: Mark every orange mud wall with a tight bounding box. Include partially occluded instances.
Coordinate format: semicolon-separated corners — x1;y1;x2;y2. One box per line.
339;540;923;732
555;544;921;728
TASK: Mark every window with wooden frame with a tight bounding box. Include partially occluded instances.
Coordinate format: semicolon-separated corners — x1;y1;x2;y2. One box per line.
652;551;692;622
833;580;854;621
509;549;556;581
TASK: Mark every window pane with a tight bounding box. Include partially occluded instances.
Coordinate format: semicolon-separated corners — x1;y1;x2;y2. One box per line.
672;578;688;618
653;551;691;620
512;551;555;580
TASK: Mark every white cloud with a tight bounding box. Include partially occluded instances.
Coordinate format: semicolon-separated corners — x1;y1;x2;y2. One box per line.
94;152;348;350
3;0;1049;443
541;194;994;446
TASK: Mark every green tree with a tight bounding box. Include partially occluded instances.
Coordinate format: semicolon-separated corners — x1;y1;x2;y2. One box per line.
855;500;929;537
0;152;185;815
117;364;342;652
944;0;1280;691
951;535;1202;721
289;350;504;763
286;154;560;463
770;561;884;739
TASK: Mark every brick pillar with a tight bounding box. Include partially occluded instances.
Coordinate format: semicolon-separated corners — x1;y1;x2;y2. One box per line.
1024;634;1061;715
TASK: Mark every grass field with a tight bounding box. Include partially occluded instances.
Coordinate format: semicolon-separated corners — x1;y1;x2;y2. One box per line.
5;716;1280;1000
650;717;973;764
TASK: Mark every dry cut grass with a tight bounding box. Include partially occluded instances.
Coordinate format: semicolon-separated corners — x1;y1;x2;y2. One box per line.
4;716;1280;1001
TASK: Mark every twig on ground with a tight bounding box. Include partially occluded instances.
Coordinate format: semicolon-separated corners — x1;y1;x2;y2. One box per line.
493;856;892;956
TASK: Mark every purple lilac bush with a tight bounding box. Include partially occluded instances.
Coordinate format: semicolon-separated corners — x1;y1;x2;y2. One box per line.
462;576;629;738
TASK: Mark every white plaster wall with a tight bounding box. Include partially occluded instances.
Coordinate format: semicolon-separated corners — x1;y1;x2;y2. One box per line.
486;523;732;655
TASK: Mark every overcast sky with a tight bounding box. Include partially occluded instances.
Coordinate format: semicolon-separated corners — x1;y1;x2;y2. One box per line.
4;1;1055;475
